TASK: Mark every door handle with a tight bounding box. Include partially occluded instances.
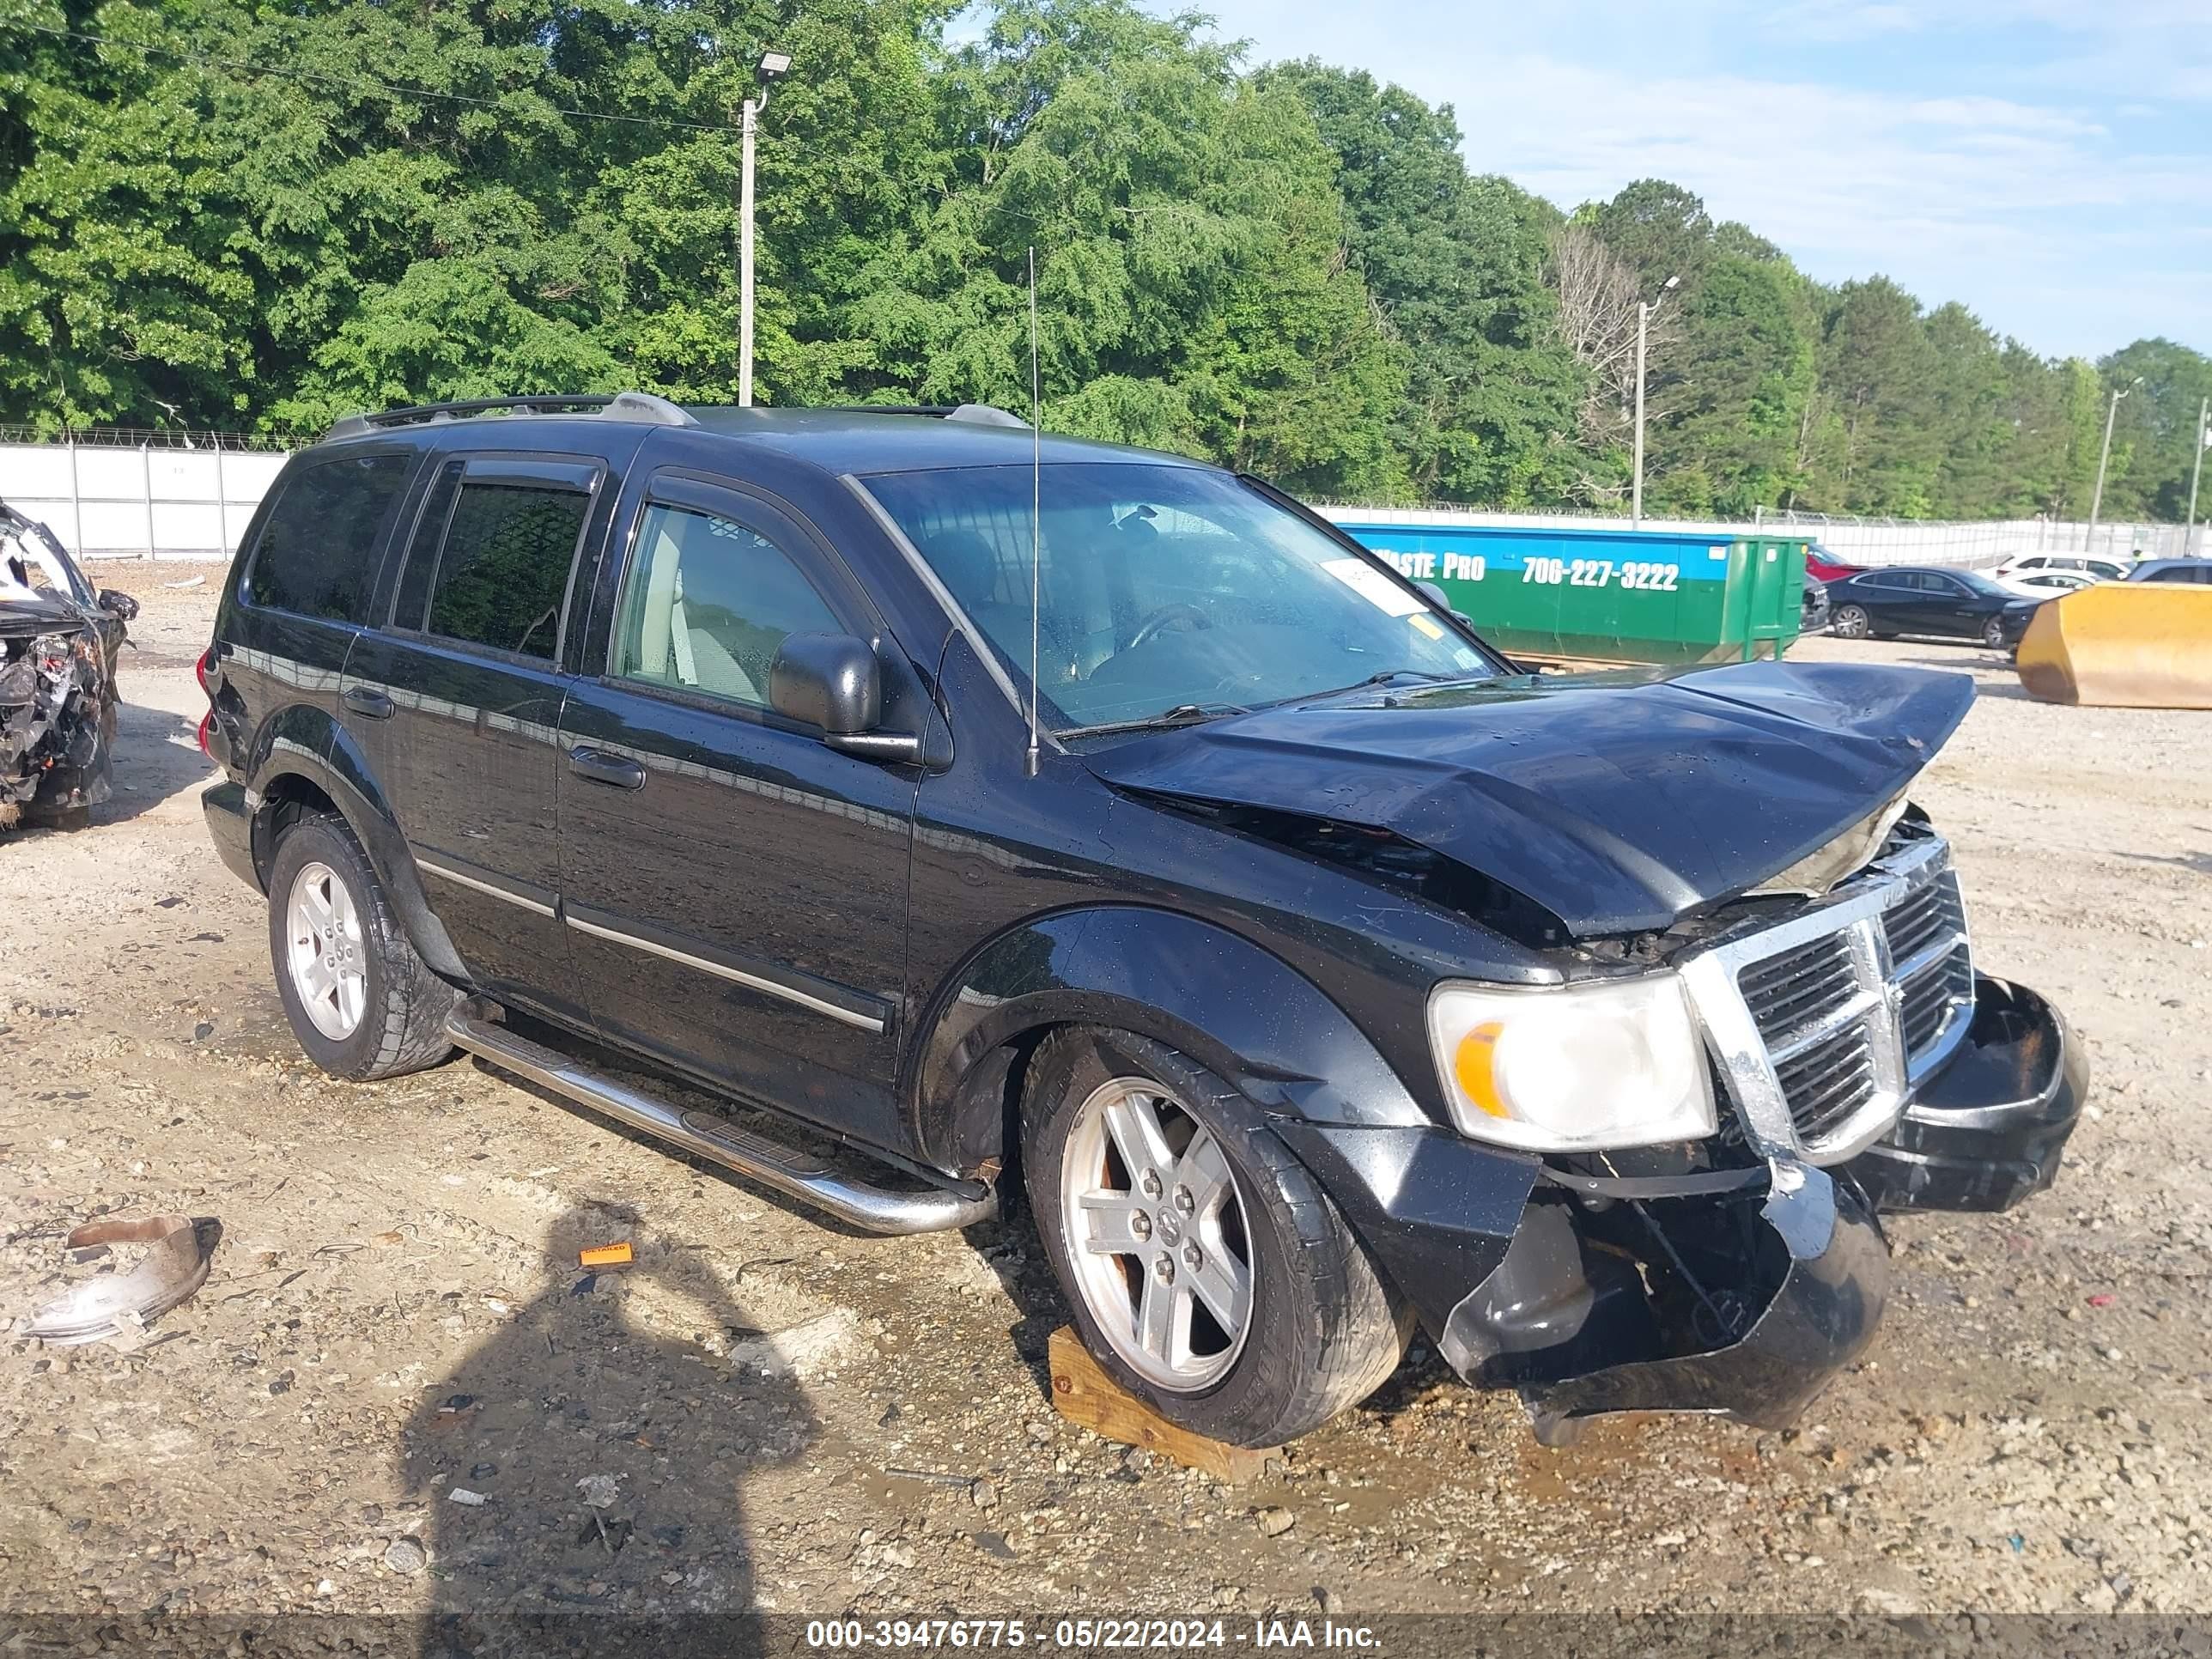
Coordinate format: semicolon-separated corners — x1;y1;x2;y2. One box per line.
341;685;394;720
568;746;646;790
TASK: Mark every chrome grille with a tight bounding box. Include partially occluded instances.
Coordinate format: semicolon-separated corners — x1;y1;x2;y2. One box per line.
1739;934;1857;1035
1680;825;1973;1164
1776;1025;1879;1143
1900;945;1973;1060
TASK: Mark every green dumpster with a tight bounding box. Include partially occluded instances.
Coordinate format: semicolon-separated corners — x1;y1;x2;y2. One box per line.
1327;517;1810;665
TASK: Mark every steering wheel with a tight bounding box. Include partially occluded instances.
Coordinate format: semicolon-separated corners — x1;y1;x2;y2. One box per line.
1127;602;1211;650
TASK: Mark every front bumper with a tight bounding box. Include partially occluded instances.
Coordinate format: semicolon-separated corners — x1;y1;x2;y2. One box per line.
1298;971;2081;1439
1433;1164;1889;1441
1844;975;2084;1212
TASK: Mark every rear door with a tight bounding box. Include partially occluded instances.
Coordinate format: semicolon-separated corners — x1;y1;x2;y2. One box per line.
1846;572;1905;629
556;465;921;1152
223;447;417;775
340;443;634;1024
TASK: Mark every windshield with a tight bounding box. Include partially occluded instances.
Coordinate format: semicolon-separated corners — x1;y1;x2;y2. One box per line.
1951;568;2014;599
2;514;90;605
862;462;1497;731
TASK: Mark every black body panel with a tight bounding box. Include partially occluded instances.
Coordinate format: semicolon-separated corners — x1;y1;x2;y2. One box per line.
196;403;2088;1437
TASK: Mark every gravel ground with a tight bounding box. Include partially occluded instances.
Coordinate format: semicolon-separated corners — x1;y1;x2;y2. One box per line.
3;565;2209;1639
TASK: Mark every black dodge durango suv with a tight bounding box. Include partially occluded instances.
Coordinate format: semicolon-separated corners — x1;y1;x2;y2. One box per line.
201;393;2084;1448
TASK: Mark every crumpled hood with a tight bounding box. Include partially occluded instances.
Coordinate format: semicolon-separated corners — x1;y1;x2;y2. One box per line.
1085;659;1974;938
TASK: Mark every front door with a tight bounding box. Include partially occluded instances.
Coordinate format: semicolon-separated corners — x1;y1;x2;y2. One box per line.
340;450;621;1025
557;472;920;1152
1920;573;1982;638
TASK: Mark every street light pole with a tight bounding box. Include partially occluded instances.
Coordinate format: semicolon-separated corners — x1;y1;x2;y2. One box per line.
737;50;792;409
2187;395;2209;557
2086;376;2140;554
1630;274;1679;530
738;94;757;408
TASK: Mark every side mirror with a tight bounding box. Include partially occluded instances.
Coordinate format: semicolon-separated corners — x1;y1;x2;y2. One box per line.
769;632;924;764
98;588;140;621
770;632;879;733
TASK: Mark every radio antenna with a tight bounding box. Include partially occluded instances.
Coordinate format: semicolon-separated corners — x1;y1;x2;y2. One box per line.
1026;245;1042;780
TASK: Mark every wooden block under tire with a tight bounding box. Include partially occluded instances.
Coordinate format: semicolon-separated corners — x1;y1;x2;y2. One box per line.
1047;1326;1279;1481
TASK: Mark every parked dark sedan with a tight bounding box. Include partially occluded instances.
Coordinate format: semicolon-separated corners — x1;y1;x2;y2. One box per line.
2125;558;2212;585
1800;574;1831;635
1825;566;2041;649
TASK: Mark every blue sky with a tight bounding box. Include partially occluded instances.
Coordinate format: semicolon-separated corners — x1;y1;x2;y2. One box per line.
1155;0;2212;362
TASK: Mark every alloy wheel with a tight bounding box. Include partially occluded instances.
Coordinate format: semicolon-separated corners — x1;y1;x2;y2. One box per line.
285;860;368;1041
1835;605;1869;639
1059;1077;1255;1392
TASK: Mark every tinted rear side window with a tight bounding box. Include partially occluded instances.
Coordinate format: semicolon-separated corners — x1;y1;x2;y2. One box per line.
424;482;590;661
392;459;464;629
244;454;410;622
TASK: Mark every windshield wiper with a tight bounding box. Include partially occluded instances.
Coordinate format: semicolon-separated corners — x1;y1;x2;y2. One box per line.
1298;668;1459;701
1058;702;1249;739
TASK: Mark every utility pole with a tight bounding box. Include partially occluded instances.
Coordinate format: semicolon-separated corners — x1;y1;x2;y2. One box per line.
737;50;793;408
2188;396;2209;557
1630;275;1679;530
2087;375;2141;554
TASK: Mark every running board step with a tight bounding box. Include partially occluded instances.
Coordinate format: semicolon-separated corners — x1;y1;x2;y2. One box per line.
445;1012;996;1236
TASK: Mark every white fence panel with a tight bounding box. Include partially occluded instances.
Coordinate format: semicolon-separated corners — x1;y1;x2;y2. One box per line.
0;440;288;559
7;434;2201;566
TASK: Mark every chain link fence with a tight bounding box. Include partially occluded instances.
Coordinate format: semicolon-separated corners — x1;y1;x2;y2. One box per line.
3;425;2203;565
0;430;291;558
1316;501;2203;568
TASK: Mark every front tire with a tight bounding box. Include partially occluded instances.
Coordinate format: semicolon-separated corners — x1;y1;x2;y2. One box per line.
267;814;458;1080
1023;1027;1408;1447
1832;604;1870;640
1981;617;2008;649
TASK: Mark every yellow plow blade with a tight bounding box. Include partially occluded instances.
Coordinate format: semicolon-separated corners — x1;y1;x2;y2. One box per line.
2014;582;2212;709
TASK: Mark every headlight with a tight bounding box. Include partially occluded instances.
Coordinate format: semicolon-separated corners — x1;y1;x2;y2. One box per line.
1426;974;1715;1152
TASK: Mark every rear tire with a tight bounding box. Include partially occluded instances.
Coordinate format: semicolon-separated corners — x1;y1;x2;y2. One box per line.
1023;1026;1409;1447
268;814;458;1081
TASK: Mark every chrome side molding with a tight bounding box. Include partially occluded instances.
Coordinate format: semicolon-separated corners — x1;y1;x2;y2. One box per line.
444;1012;996;1236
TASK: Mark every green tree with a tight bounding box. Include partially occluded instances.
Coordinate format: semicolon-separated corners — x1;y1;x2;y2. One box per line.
1258;61;1584;505
849;0;1407;497
2097;338;2212;520
1654;253;1814;514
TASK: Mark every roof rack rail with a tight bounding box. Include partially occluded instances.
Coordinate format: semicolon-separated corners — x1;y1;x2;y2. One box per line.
946;403;1030;428
324;392;697;442
811;403;1030;428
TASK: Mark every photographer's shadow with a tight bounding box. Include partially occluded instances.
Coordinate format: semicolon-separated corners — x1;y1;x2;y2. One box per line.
400;1203;817;1658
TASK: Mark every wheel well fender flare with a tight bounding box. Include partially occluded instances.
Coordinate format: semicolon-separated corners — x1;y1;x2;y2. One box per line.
906;905;1431;1175
245;708;467;981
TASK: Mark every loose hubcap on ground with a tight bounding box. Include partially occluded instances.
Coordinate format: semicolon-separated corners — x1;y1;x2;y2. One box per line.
285;860;367;1041
1061;1076;1255;1392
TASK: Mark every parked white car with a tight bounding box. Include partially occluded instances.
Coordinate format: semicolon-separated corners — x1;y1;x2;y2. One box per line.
1993;552;2129;584
1992;568;2101;599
